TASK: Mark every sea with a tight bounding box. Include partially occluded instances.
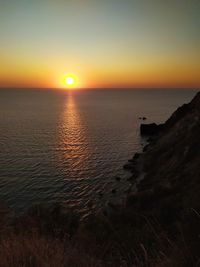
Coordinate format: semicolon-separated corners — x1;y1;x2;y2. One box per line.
0;88;198;216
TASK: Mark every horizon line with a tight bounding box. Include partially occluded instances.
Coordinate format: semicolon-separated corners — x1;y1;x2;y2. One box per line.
0;87;199;91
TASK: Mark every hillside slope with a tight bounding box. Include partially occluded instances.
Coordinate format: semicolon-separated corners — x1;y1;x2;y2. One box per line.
127;91;200;264
135;91;200;214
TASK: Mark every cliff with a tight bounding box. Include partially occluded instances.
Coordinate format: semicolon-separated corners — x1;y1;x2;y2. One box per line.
126;91;200;264
130;91;200;214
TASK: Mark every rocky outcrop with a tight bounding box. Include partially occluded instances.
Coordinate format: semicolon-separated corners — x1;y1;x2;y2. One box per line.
140;123;164;135
130;92;200;209
137;91;200;202
127;91;200;260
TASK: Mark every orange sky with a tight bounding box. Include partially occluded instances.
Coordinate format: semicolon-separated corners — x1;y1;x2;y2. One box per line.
0;1;200;89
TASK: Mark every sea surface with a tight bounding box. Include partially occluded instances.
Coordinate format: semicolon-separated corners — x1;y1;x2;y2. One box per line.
0;88;198;215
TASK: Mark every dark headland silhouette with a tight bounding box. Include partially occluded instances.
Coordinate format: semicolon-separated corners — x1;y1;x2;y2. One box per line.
0;91;200;266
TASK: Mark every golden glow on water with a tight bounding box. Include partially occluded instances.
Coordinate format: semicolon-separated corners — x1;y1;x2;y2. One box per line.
57;92;98;213
58;93;90;177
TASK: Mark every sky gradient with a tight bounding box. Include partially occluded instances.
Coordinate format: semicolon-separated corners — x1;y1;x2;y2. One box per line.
0;0;200;89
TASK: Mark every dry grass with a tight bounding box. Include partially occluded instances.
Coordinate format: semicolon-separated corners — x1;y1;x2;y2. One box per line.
0;230;194;267
0;205;199;267
0;231;103;267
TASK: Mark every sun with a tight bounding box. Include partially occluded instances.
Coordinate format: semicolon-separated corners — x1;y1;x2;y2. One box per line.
66;76;74;85
60;73;78;89
63;74;77;89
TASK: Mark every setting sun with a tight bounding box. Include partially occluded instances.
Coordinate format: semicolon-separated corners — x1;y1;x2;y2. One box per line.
66;76;74;85
62;74;77;89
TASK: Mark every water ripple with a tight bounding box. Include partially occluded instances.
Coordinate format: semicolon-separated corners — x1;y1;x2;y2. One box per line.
0;89;197;215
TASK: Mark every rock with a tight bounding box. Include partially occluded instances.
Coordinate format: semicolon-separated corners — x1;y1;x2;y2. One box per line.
128;159;138;166
127;169;139;180
143;144;149;152
111;189;117;194
165;103;192;130
127;176;133;181
103;210;108;216
147;137;154;142
115;176;121;181
133;153;141;159
127;189;154;207
123;163;134;170
98;192;103;197
140;123;164;136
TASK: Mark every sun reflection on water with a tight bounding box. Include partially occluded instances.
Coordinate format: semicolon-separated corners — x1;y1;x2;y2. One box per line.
57;92;101;215
58;93;90;177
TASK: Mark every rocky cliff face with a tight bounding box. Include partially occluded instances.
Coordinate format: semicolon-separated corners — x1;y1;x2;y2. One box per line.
136;91;200;211
127;92;200;261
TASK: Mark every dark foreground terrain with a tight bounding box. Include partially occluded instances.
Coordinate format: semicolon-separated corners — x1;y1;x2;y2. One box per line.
0;92;200;267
